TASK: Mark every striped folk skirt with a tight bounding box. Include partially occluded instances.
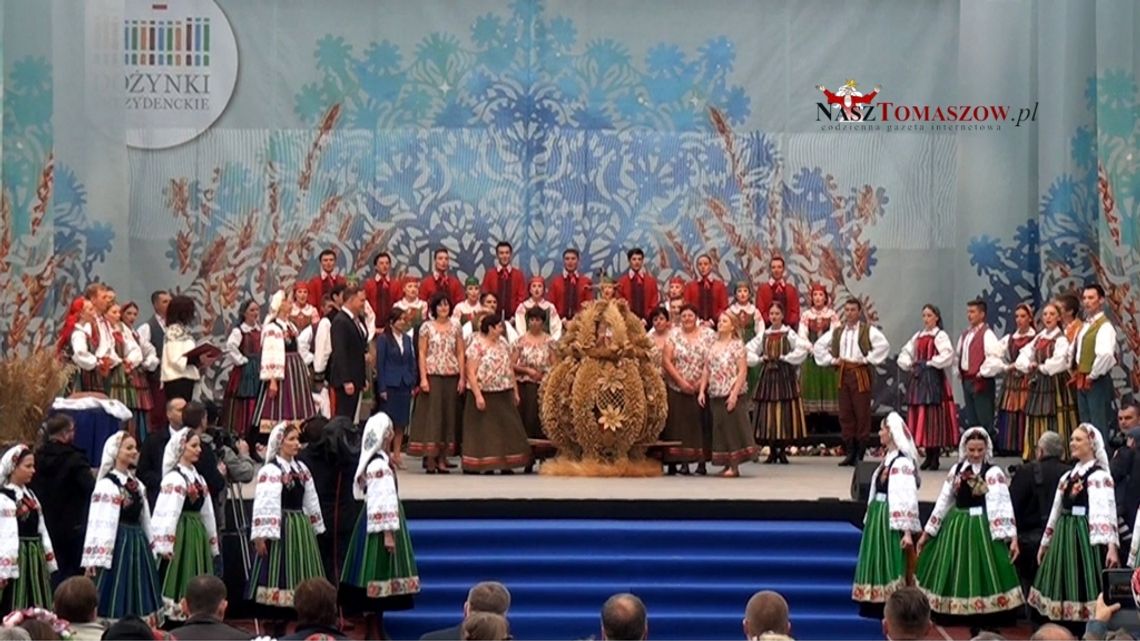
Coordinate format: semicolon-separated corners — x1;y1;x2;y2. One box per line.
252;352;318;433
407;375;460;458
995;369;1030;455
95;524;163;620
340;503;419;612
0;538;53;612
753;362;807;445
915;507;1023;616
710;396;758;466
906;367;959;449
1028;512;1104;622
461;390;531;472
246;510;324;609
224;358;261;437
160;512;215;622
662;388;704;463
801;357;840;414
1023;372;1078;461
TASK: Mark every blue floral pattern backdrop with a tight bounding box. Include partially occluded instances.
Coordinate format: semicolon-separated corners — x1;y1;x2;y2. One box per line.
3;0;1139;404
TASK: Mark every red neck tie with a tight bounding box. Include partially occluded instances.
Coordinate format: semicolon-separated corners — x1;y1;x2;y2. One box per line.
700;280;713;320
566;275;578;317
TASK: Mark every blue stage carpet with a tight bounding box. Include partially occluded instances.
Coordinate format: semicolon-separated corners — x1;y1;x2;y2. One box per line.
385;519;881;640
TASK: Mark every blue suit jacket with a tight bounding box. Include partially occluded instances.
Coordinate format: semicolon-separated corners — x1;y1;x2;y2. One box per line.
375;331;418;390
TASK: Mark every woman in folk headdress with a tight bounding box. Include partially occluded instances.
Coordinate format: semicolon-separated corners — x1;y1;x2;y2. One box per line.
514;276;563;341
62;297;115;395
915;427;1022;628
222;299;262;438
851;413;921;617
151;428;218;621
747;301;810;464
993;304;1036;456
897;304;959;471
798;284;840;415
726;282;764;397
253;290;318;436
105;303;151;433
289;283;320;332
82;430;162;621
1029;423;1119;624
247;422;325;616
1014;302;1077;460
0;443;56;611
341;414;420;637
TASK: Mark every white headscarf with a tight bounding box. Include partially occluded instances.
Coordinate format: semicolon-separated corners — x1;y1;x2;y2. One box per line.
884;411;919;466
265;422;289;462
266;290;287;323
1076;422;1111;472
97;430;131;480
0;444;30;484
162;428;192;476
354;413;393;500
956;427;994;468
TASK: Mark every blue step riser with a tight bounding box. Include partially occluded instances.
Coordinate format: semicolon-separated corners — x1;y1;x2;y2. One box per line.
386;520;882;641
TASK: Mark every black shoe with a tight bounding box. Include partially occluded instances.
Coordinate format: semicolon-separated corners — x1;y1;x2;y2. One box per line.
666;464;678;476
679;464;692;476
919;456;931;471
695;463;708;476
765;448;778;464
501;469;515;475
838;441;856;466
777;450;789;464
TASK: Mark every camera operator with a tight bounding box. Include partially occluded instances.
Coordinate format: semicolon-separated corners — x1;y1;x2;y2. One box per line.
1009;431;1070;592
298;415;361;583
201;403;256;529
1110;398;1140;549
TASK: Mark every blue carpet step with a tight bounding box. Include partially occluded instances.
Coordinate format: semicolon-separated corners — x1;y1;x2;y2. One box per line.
385;519;880;641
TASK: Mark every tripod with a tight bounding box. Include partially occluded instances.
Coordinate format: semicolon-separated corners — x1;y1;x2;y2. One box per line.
223;478;252;581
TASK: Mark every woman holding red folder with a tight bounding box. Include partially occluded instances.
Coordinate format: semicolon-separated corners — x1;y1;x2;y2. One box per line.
159;295;219;402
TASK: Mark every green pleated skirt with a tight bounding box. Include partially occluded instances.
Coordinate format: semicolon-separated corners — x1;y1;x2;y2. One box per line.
915;507;1023;615
160;512;214;622
341;503;420;603
852;498;907;604
246;510;324;609
0;538;52;612
1028;513;1103;621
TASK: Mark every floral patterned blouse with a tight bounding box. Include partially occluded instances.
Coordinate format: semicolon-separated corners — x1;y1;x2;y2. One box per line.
422;320;461;376
467;337;515;392
513;336;556;384
666;329;711;393
707;339;745;398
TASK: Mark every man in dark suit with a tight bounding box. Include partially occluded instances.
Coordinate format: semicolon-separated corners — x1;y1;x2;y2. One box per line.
1009;431;1071;589
329;284;369;422
137;397;185;507
421;581;511;641
169;576;251;640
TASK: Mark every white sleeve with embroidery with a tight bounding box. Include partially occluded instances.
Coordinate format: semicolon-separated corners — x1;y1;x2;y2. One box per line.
139;333;160;372
1014;337;1036;373
744;333;765;367
150;472;187;556
1041;334;1071;377
71;326;98;370
1088;469;1119;547
0;495;19;579
924;467;957;537
889;457;921;533
80;478;122;570
300;462;326;535
260;324;286;381
123;330;144;369
297;326;315;367
548;306;564;342
984;466;1017;541
896;333;916;371
1040;472;1068;549
365;459;400;534
250;465;283;541
781;332;810;366
812;329;836;367
35;496;57;573
200;483;220;557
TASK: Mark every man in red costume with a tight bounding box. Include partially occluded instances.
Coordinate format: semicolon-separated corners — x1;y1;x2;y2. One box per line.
363;251;401;331
419;246;464;306
757;255;801;329
616;247;659;320
482;240;527;323
548;248;592;319
308;249;346;310
684;254;728;325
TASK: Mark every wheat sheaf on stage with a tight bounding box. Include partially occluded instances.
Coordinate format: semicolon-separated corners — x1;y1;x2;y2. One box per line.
540;297;668;477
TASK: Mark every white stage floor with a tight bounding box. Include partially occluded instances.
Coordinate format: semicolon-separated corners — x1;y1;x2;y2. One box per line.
396;455;1024;502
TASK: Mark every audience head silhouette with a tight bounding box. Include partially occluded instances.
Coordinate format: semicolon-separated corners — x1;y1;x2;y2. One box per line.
1029;624;1076;640
882;587;930;641
465;581;511;617
460;612;510;641
744;590;790;639
601;593;648;641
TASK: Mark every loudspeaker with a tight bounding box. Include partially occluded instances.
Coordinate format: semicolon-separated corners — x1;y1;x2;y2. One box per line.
850;461;880;502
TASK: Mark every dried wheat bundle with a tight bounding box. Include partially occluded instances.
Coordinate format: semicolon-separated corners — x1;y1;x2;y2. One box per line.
0;349;74;444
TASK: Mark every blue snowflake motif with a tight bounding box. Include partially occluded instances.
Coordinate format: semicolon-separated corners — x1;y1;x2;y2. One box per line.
722;86;751;124
294;83;326;123
315;35;352;73
586;39;631;75
698;36;734;71
546;16;577;49
646;44;686;75
472;14;504;48
364;41;402;73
